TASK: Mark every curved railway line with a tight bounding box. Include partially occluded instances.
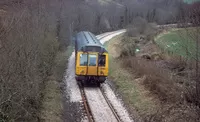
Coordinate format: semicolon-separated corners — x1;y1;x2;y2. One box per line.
97;32;116;40
65;30;131;122
96;30;125;40
78;32;127;122
77;32;125;122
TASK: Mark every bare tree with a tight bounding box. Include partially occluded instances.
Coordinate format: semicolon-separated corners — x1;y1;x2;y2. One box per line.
176;1;200;115
0;0;61;121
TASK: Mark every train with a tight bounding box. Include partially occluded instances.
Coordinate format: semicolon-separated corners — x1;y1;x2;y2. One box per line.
74;31;109;86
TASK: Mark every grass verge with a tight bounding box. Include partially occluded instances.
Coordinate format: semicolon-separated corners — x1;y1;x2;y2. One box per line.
106;34;199;122
40;46;73;122
105;35;159;121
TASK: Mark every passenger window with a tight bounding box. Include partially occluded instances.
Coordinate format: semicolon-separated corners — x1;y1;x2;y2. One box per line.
89;54;97;66
98;55;106;66
80;54;88;66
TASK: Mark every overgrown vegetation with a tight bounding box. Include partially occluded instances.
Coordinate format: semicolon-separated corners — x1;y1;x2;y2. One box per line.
0;0;200;121
107;3;200;120
40;46;73;122
0;0;128;121
120;17;158;58
106;35;158;122
108;33;200;122
154;27;200;120
154;1;200;118
122;58;200;122
0;1;62;121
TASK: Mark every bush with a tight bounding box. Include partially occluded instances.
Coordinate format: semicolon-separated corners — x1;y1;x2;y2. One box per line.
127;17;158;39
127;25;139;37
119;36;137;57
122;57;200;121
132;17;148;34
0;1;60;121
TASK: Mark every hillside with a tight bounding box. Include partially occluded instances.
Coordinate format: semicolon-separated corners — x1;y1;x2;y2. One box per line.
155;28;200;59
1;0;200;121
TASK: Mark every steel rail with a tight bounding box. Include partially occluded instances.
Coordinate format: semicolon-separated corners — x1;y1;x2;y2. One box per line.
100;87;121;122
98;32;116;40
79;85;94;122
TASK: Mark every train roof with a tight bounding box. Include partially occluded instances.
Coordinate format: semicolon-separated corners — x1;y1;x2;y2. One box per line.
75;31;107;53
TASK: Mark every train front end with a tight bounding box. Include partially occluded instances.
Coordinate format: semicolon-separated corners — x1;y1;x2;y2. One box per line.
75;51;109;84
74;31;109;85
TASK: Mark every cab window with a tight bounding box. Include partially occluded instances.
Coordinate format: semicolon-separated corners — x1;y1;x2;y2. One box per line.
89;54;97;66
80;54;88;66
98;55;106;66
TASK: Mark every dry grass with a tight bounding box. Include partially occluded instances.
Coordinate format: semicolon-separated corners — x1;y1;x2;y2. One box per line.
123;58;183;103
107;34;200;122
107;35;160;121
40;79;63;122
0;1;63;121
40;47;73;122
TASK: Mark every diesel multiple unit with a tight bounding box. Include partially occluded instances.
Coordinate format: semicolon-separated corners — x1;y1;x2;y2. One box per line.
74;31;109;85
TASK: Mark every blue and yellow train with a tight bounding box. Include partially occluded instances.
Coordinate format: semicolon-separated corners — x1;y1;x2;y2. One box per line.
74;31;109;85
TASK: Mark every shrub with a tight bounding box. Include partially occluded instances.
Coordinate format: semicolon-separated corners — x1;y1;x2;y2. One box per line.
0;1;60;121
119;36;137;57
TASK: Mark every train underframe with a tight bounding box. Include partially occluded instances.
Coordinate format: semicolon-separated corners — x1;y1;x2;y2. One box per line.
75;75;106;86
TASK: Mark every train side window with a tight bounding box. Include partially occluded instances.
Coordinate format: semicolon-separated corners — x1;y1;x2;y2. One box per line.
98;55;106;66
80;54;88;66
89;54;97;66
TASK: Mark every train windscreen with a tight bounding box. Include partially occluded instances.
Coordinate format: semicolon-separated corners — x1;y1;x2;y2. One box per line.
80;54;88;66
89;54;97;66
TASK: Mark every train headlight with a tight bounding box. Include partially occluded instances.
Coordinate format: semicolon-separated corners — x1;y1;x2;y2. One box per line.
100;71;104;75
80;70;85;75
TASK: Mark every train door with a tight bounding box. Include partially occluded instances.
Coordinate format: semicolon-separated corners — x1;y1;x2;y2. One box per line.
98;54;108;76
87;54;98;75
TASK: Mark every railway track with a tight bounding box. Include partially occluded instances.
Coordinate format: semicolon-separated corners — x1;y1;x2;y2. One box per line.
79;83;121;122
78;31;127;122
79;84;94;122
97;30;125;40
99;86;121;122
97;32;114;40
